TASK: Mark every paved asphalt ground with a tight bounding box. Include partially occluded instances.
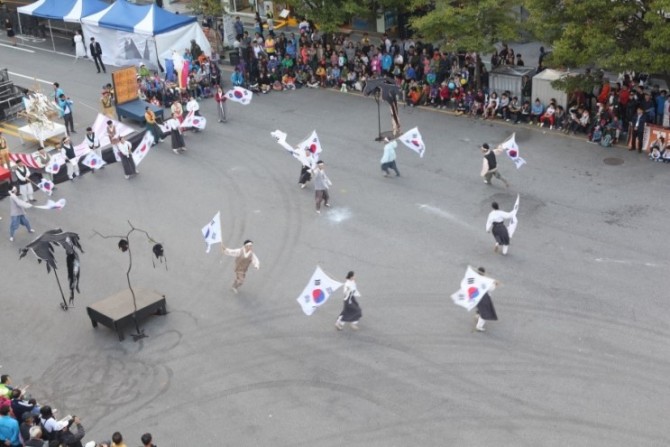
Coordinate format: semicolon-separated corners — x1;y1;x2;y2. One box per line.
1;38;669;447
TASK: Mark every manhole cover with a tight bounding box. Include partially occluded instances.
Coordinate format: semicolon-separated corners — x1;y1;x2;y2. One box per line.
603;157;624;166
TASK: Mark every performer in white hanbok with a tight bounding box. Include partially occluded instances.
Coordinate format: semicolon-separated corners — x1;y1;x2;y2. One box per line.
60;136;80;181
73;30;87;60
14;159;35;202
167;113;187;154
85;127;103;172
485;201;514;255
335;271;363;331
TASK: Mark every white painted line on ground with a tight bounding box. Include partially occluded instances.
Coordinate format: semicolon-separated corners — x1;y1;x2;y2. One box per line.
417;203;475;231
0;44;34;53
594;258;661;268
8;71;52;85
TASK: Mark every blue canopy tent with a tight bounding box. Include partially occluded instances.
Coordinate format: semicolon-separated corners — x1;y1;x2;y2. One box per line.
16;0;108;52
80;0;211;70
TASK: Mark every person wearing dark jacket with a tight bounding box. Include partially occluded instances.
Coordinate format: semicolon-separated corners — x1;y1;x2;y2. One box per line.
58;417;85;447
630;105;647;153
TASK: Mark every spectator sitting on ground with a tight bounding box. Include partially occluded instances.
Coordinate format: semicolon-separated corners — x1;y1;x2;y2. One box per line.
483;92;498;119
649;136;665;161
530;98;544;124
540;100;557;128
231;67;244;87
568;106;590;134
498;92;510;120
508;96;521;122
605;115;622;144
554;105;566;130
518;100;531;123
282;71;296;90
407;86;422;107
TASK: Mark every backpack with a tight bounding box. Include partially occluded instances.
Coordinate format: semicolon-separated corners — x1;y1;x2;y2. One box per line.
600;134;613;147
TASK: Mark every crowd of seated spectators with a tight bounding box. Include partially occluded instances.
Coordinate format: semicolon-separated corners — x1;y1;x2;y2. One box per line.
0;374;156;447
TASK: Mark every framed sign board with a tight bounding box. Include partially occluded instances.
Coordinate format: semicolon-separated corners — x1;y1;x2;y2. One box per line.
112;66;139;105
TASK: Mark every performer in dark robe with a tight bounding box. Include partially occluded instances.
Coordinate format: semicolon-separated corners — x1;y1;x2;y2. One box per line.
474;267;498;332
485;201;514;255
117;135;137;179
167;113;187;154
336;271;362;331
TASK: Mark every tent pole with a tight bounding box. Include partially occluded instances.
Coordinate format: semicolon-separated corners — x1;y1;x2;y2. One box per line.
17;11;23;40
153;38;164;73
49;19;55;52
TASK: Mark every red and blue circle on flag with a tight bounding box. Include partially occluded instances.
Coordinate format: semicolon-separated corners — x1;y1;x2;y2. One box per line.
312;288;326;304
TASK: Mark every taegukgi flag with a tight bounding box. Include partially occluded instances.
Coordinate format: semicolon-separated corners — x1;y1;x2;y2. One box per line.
398;127;426;158
201;211;222;253
501;133;526;169
225;86;253;105
297;130;323;156
182;110;207;130
44;153;66;174
508;194;520;238
80;151;106;171
450;266;497;311
36;178;55;196
296;266;343;316
132;131;154;167
34;198;67;210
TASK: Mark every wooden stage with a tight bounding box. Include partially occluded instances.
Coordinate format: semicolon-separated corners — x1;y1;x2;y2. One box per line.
86;289;167;341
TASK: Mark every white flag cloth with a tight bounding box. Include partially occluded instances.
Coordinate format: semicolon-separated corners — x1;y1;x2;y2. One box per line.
44;153;66;174
80;151;106;170
508;194;520;238
450;266;497;311
182;110;207;130
398;127;426;158
271;129;318;167
34;198;67;210
132;132;155;167
201;211;222;253
501;133;526;169
225;86;253;105
36;178;54;196
296;266;344;316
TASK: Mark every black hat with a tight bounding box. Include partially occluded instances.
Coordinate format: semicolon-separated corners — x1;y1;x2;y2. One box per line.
243;240;253;246
482;143;489;149
477;266;486;275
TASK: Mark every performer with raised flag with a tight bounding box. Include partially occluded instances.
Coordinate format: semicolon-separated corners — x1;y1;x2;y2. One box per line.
485;200;515;255
222;240;260;294
296;266;343;316
225;86;253;105
480;143;509;187
214;85;228;123
84;127;103;173
335;271;363;331
201;211;222;253
381;137;401;177
450;266;499;332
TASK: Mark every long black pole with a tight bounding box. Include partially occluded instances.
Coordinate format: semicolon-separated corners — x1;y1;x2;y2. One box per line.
375;92;383;141
53;270;68;310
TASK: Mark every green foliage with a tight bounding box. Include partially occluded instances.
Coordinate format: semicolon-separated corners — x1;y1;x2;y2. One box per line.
409;0;522;54
524;0;670;74
187;0;223;17
286;0;369;33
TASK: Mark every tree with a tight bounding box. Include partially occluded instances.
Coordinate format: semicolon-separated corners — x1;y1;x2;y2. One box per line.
523;0;670;74
285;0;406;34
187;0;223;18
409;0;522;88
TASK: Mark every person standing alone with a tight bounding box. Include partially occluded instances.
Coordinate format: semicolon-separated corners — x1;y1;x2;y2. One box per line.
473;267;499;332
312;160;332;214
335;271;363;331
89;37;106;74
222;240;260;294
380;137;401;177
480;143;509;187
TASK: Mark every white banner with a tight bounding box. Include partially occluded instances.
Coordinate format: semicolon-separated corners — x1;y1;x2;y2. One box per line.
296;266;344;316
508;194;520;238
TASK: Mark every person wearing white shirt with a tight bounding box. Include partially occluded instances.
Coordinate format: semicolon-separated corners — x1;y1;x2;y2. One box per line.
186;96;200;115
335;271;363;331
485;201;514;255
116;135;137;179
222;240;260;293
14;159;35;202
166;113;186;154
60;136;80;181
